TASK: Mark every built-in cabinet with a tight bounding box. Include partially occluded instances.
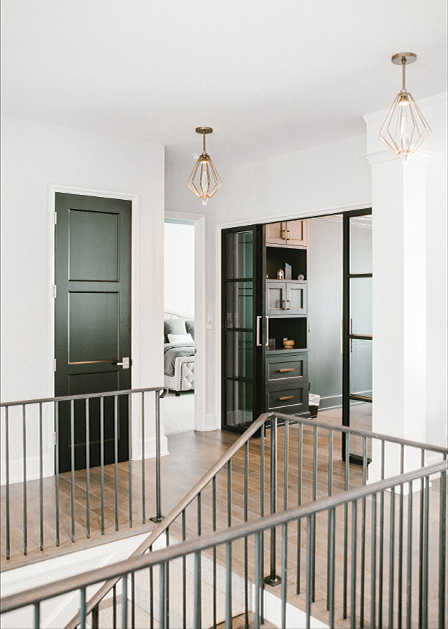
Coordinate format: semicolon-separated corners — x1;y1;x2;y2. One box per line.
265;220;309;248
222;220;310;432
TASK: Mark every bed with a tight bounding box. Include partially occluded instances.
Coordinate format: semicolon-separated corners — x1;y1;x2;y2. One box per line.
164;311;195;395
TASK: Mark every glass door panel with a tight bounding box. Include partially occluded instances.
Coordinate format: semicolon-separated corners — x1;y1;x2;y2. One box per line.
343;210;373;464
222;225;263;431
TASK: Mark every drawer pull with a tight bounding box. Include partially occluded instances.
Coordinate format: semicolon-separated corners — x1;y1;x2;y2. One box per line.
278;368;294;373
279;395;294;401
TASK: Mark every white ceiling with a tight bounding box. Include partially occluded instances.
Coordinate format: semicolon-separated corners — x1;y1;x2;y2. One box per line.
2;0;447;161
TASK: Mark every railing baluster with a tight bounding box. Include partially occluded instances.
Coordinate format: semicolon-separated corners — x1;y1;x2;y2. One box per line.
85;398;90;539
379;440;385;628
312;425;317;602
122;573;128;629
182;510;187;629
244;442;249;629
141;392;146;523
5;407;10;560
39;402;44;551
398;445;405;629
265;417;280;585
406;481;413;629
114;395;119;531
360;436;367;627
34;602;40;629
343;431;350;619
55;401;60;547
150;390;163;523
226;541;232;629
100;396;105;535
326;428;334;610
328;507;336;629
227;460;232;527
70;399;76;543
255;532;261;629
80;587;86;629
371;492;377;629
149;546;154;629
351;499;358;629
131;572;135;629
281;522;287;629
22;404;27;555
439;463;446;629
419;448;425;628
260;423;265;623
113;584;117;629
422;475;430;629
306;515;312;629
297;423;303;595
166;527;170;629
91;605;99;629
128;393;133;528
194;553;201;629
389;487;396;628
284;419;289;510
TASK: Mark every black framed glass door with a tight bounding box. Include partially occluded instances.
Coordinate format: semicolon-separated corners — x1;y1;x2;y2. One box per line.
221;225;264;431
342;210;373;463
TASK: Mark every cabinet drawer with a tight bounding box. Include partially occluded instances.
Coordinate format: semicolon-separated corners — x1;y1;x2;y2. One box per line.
267;384;307;412
266;354;308;384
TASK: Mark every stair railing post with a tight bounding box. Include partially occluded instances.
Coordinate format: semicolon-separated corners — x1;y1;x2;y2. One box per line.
265;416;281;586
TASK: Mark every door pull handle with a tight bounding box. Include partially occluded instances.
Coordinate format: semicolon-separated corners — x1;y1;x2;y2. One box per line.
265;316;270;348
279;395;294;401
113;357;130;369
278;368;294;373
256;316;262;347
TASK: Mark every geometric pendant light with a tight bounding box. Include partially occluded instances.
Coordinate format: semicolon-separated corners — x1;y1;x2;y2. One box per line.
187;127;222;205
379;53;431;162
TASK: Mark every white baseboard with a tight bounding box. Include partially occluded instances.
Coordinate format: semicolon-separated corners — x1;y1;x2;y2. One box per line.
132;435;169;460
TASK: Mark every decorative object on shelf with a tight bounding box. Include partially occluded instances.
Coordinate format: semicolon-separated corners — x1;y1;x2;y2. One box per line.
379;53;431;162
297;274;305;281
285;263;292;280
277;269;285;280
268;338;276;349
187;127;222;205
283;338;295;349
266;273;269;279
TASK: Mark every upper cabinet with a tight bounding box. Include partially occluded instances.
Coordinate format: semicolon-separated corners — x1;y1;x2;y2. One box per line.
265;220;308;249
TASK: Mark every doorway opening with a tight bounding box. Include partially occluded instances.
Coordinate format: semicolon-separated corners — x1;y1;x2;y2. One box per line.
163;218;196;435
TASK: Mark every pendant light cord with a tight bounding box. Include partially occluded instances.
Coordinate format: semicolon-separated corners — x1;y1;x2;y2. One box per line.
402;56;407;92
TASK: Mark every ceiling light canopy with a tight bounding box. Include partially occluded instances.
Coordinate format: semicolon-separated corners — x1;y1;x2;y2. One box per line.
187;127;222;205
379;53;431;162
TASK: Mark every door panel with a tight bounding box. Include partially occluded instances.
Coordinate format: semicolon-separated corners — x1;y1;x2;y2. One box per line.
222;225;263;431
287;282;307;315
266;282;285;315
55;193;131;472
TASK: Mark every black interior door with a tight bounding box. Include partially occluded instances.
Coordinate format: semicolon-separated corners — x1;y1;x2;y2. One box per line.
221;225;264;432
55;193;132;472
342;209;373;463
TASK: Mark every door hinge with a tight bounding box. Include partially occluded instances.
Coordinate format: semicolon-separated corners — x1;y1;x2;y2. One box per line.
53;285;57;298
53;358;57;371
54;212;58;225
53;432;57;446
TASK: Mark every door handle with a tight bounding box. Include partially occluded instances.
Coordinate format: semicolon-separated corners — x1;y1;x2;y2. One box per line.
113;357;130;369
278;368;294;373
279;395;294;401
265;316;270;348
256;316;262;347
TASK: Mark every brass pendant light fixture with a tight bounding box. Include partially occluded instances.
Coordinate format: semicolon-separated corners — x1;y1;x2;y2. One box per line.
379;53;431;162
187;127;222;205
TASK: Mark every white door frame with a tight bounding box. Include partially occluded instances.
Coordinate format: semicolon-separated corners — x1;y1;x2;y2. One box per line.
164;211;207;431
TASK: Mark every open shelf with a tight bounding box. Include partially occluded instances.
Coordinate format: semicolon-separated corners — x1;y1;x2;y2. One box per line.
267;317;307;350
266;246;307;281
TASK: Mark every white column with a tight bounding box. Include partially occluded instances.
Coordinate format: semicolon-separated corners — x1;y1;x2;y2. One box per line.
366;149;429;478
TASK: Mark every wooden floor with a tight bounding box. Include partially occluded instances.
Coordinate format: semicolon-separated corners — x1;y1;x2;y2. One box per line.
1;408;446;628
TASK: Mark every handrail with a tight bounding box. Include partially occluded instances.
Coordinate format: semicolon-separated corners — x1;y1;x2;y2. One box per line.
66;410;448;627
2;459;446;615
0;386;167;408
66;411;274;627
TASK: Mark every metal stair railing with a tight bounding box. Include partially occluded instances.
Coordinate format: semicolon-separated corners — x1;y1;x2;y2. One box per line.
2;459;447;629
0;386;166;562
64;411;448;628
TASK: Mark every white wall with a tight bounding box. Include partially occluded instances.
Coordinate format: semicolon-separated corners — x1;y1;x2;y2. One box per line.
1;115;165;481
164;221;195;316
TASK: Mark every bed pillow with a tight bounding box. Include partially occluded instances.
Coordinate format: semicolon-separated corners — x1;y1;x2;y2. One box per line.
164;318;187;342
167;333;193;344
185;319;194;340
